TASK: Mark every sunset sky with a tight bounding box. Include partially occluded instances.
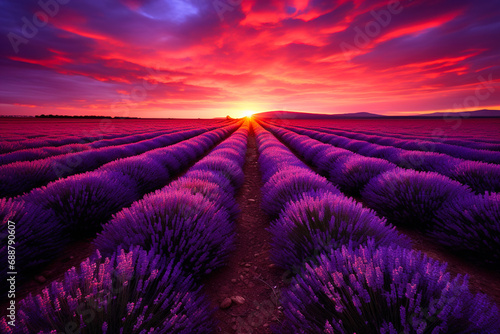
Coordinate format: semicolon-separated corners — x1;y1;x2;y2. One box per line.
1;0;499;118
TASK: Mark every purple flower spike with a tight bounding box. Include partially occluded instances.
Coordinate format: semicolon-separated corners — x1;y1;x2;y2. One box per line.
23;171;138;237
449;160;500;194
183;169;234;194
190;156;244;189
0;246;215;334
329;155;397;197
430;192;500;266
269;192;409;273
167;177;239;219
100;156;170;194
361;168;473;230
0;199;64;295
94;189;234;277
262;169;340;217
278;244;500;334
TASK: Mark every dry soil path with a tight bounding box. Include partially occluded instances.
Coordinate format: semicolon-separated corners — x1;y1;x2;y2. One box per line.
204;128;286;334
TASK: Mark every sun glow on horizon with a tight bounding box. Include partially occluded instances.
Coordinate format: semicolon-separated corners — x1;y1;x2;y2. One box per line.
242;110;255;118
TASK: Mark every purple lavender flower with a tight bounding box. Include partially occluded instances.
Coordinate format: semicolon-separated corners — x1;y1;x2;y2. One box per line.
316;147;354;175
269;192;409;273
168;177;239;219
430;192;500;266
278;244;500;333
329;155;397;197
190;156;244;188
100;156;170;194
262;169;340;217
361;168;473;230
183;169;234;194
397;150;461;175
449;160;500;194
94;189;234;277
0;246;215;334
0;199;64;295
23;171;138;237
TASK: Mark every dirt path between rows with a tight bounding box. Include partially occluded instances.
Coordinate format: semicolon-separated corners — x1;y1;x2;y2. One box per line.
203;127;285;334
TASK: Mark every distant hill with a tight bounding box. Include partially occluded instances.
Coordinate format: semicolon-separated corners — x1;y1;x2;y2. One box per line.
253;109;500;119
253;111;384;119
419;109;500;118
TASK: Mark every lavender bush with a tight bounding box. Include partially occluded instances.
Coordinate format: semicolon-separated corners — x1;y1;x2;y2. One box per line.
168;177;239;219
190;156;244;188
100;156;170;194
430;192;500;266
278;244;500;334
362;169;473;230
183;169;233;194
262;169;340;217
210;147;246;166
316;147;354;175
269;192;409;272
329;155;397;197
0;246;215;333
0;199;64;295
94;189;234;276
145;151;183;173
397;150;461;175
449;160;500;194
24;171;138;237
258;152;307;182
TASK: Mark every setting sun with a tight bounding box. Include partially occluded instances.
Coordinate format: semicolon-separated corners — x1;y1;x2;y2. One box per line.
242;110;255;118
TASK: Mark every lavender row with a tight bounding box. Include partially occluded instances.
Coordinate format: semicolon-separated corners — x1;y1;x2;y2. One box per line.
0;121;181;154
273;122;500;194
94;122;248;277
254;121;407;271
319;125;500;151
309;126;500;163
263;122;500;266
279;243;499;333
0;125;197;166
253;123;499;333
0;246;215;333
0;123;240;296
0;125;219;198
0;122;250;333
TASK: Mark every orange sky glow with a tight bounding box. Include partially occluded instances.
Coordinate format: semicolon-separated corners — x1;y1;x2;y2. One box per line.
1;0;499;118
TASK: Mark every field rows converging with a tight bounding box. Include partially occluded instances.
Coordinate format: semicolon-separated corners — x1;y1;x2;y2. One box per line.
0;125;203;166
0;121;241;198
0;121;241;297
260;120;500;266
1;118;499;334
268;121;500;194
252;121;499;333
0;120;182;153
1;120;251;333
317;126;500;151
292;124;500;162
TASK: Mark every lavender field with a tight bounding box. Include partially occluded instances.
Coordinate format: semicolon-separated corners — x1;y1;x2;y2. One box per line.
1;117;499;333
